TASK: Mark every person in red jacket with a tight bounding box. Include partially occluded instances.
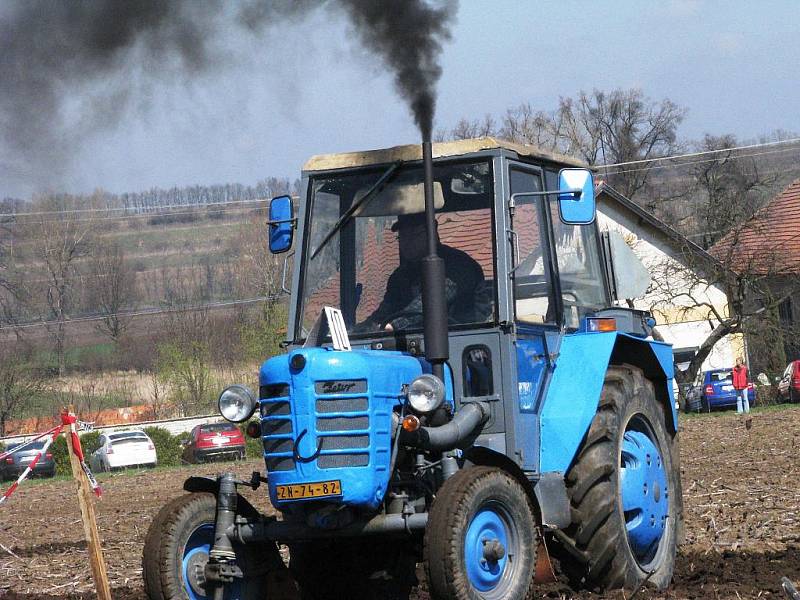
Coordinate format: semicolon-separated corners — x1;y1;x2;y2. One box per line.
732;357;750;414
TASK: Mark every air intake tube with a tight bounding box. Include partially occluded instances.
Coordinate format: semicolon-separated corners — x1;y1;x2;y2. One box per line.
400;401;490;451
420;138;449;382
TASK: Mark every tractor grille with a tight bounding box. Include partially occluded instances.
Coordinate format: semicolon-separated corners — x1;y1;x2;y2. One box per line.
314;380;370;470
260;383;295;473
260;379;371;473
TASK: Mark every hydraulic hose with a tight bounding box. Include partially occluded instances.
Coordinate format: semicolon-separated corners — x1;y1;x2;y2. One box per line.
400;401;490;451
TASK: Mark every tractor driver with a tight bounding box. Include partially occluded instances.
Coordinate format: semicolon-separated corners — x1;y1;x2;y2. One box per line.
359;213;490;332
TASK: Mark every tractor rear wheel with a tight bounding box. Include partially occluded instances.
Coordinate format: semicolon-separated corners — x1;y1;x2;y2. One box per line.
424;466;537;600
552;365;678;591
142;492;294;600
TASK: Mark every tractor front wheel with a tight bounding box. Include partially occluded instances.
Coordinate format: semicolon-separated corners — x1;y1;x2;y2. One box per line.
425;466;537;600
142;492;293;600
552;365;678;591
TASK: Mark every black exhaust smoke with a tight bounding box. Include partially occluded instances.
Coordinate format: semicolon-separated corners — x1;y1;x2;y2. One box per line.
1;0;456;193
337;0;456;140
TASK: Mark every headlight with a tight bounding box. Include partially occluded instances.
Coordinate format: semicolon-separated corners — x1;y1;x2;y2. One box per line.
407;374;445;414
218;385;257;423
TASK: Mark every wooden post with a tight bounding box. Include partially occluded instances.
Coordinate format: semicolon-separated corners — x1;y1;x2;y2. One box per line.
64;407;112;600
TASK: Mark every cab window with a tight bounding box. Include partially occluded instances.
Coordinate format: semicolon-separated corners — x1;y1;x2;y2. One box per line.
509;168;555;324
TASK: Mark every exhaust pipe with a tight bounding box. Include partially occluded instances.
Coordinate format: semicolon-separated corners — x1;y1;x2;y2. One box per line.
420;138;449;382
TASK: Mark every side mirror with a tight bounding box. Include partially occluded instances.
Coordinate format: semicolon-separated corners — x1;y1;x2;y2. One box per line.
558;168;595;225
268;195;294;254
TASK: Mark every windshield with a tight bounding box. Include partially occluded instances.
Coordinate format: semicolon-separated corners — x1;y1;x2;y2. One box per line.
299;160;496;339
548;201;608;328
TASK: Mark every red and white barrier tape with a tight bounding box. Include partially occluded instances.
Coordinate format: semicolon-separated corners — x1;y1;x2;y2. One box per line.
61;412;102;498
0;426;60;505
0;424;62;462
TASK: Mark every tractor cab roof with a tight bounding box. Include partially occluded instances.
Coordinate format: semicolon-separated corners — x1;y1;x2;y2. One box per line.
303;136;588;173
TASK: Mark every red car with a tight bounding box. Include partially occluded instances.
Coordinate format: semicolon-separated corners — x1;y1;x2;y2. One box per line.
181;422;246;463
778;360;800;403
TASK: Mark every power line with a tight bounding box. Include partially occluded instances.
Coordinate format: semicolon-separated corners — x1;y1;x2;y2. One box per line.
602;145;800;177
0;197;275;219
0;295;283;332
0;203;269;227
601;137;800;169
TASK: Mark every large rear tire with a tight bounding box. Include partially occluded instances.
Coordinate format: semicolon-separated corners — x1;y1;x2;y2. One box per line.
552;365;678;591
424;466;537;600
142;492;294;600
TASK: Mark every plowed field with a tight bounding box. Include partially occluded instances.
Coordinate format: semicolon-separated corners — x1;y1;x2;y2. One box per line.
2;406;799;599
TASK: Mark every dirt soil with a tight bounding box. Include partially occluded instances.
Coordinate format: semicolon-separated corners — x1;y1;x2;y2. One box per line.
1;407;799;599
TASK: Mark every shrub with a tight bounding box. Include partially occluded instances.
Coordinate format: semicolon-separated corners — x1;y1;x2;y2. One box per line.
143;426;183;466
51;430;103;476
51;435;69;474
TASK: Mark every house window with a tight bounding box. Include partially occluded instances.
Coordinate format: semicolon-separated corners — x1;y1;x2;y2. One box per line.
779;297;794;327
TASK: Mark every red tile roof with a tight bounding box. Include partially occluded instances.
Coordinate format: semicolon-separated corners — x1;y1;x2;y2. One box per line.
711;179;800;275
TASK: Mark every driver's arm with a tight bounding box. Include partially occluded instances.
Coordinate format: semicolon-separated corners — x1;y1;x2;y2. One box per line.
387;278;457;331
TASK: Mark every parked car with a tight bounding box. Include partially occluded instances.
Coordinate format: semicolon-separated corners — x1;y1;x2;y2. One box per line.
181;422;246;464
1;439;56;480
696;368;757;412
89;430;157;472
778;360;800;403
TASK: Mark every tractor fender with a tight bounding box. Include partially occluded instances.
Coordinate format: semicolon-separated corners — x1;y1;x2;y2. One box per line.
539;332;676;475
462;446;570;530
183;475;218;495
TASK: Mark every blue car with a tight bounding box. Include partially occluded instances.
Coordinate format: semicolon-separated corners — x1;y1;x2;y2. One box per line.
699;368;756;411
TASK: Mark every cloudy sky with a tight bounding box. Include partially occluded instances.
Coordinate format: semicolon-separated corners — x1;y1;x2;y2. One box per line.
1;0;798;199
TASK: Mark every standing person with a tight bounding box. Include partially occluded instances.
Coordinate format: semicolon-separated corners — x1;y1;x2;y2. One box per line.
732;357;750;414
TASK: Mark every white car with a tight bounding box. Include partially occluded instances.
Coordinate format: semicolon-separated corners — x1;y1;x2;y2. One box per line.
90;430;157;472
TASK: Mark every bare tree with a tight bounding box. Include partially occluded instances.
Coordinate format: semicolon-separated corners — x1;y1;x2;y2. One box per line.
641;213;798;385
435;114;496;142
688;134;781;245
86;239;137;342
441;88;687;202
19;194;98;375
0;343;47;436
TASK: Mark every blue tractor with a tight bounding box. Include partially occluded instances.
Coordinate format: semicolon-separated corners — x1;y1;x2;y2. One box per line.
143;137;683;600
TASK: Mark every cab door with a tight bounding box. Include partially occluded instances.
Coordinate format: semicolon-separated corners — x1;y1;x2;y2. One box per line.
506;163;560;472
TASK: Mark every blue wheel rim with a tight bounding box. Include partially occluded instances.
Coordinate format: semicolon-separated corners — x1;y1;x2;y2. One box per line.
464;506;514;594
181;523;243;600
620;420;669;566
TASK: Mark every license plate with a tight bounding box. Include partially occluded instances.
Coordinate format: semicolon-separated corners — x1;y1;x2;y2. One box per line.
212;436;228;446
276;480;342;501
722;385;734;391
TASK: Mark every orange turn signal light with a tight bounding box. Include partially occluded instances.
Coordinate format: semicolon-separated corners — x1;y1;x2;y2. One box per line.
587;318;617;332
402;415;421;432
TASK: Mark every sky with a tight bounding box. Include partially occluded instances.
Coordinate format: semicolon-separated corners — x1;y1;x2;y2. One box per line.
2;0;799;199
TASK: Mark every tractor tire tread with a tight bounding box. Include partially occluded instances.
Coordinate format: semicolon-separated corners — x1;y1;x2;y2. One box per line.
425;466;537;600
550;365;678;592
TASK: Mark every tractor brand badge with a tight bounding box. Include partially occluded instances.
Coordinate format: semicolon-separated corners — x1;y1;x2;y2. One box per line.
321;381;356;394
